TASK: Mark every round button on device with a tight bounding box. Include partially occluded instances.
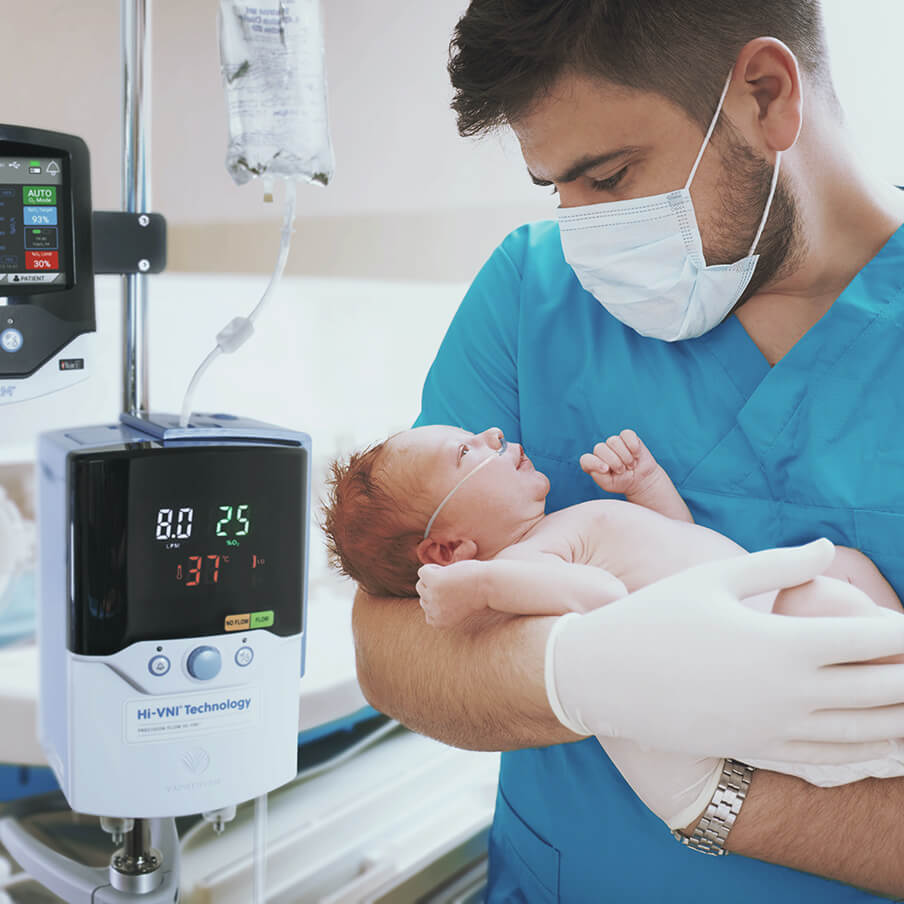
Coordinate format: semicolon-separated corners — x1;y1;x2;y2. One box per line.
1;329;23;353
148;655;171;677
187;646;222;680
235;646;254;667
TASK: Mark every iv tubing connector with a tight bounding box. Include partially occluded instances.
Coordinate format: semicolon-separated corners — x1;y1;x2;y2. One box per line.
202;804;237;836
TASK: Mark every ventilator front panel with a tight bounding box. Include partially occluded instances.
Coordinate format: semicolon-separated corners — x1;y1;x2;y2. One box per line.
71;444;306;656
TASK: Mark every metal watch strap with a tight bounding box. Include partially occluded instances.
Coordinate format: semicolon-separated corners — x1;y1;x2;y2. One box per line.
671;758;755;855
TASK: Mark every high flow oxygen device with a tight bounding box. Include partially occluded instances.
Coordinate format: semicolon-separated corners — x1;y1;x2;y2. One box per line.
38;414;311;819
0;412;312;900
0;0;332;900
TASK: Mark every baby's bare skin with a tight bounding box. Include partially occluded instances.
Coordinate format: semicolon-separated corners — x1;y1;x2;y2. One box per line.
417;429;902;639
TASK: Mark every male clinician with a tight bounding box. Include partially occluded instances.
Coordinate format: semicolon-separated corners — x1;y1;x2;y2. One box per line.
354;1;904;899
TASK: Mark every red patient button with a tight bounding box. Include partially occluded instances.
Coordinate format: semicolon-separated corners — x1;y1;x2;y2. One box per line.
26;251;58;271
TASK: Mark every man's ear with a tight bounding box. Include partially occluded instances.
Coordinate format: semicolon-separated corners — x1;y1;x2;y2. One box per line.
732;37;803;153
416;537;478;566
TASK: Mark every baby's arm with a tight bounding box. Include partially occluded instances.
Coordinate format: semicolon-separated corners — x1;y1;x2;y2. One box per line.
580;430;694;523
415;553;628;629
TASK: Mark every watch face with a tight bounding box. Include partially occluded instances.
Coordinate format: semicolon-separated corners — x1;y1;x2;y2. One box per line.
71;444;307;655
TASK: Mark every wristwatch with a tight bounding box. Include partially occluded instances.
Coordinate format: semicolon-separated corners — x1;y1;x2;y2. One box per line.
671;758;755;855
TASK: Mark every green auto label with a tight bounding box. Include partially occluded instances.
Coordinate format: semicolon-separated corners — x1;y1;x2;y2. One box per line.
23;186;56;205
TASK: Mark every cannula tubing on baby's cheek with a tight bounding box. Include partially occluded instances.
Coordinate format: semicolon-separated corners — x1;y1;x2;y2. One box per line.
423;439;508;539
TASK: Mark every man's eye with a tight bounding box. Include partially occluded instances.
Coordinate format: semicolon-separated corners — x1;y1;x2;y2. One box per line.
590;166;628;192
458;444;470;463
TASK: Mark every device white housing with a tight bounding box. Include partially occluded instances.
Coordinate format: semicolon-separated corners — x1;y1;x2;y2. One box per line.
0;331;94;405
37;415;310;818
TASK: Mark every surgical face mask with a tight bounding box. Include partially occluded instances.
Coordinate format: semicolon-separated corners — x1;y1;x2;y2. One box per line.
423;438;508;539
556;71;782;342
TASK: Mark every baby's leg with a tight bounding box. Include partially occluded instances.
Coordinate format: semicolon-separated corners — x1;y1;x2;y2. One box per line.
774;546;902;615
824;546;903;611
773;549;904;663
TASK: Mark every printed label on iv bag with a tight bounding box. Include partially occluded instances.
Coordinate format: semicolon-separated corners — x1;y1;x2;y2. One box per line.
124;687;260;744
218;0;334;186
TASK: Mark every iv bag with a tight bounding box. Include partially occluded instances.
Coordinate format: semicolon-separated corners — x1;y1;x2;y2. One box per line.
218;0;335;186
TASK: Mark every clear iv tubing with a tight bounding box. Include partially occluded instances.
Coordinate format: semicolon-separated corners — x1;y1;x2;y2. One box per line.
178;179;298;428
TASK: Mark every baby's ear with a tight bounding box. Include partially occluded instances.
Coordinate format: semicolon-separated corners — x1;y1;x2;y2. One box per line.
417;538;455;566
416;537;478;566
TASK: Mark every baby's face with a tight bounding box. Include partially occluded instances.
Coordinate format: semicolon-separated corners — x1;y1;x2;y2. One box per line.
388;425;550;554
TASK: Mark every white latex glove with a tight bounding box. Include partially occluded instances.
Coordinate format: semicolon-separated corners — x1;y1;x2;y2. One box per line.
546;539;904;765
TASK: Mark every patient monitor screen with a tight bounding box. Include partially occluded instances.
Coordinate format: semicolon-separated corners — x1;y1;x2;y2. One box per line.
0;155;67;289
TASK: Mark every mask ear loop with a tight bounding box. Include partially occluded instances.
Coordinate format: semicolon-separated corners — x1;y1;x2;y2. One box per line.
683;68;785;257
423;440;508;540
685;70;734;191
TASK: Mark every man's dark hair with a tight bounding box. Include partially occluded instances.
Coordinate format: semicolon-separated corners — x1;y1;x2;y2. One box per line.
449;0;834;137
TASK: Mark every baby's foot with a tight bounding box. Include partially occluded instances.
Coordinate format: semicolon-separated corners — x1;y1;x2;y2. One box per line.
580;429;660;498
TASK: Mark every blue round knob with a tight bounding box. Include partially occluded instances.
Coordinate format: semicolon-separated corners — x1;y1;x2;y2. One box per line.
187;646;221;680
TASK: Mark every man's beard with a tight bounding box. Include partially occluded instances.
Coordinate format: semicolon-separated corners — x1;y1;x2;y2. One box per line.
701;123;807;312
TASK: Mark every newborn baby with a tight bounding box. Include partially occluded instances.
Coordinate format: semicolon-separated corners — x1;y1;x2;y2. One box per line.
323;425;900;630
324;424;904;789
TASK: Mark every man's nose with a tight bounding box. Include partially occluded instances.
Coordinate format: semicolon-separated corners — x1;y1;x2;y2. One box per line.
557;186;603;209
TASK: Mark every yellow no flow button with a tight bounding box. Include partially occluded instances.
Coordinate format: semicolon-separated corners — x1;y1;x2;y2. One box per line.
225;613;251;632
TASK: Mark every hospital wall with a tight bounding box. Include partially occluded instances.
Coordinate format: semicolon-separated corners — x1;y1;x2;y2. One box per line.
0;0;902;283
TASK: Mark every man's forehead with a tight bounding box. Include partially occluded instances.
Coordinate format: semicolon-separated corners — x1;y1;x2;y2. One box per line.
512;72;684;181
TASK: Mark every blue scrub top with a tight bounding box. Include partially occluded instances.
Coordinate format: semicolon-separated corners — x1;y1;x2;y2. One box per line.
414;219;904;902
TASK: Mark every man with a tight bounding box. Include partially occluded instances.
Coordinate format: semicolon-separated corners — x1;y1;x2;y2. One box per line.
354;1;904;899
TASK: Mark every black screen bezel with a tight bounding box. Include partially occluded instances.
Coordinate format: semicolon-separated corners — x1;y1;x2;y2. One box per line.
69;443;307;656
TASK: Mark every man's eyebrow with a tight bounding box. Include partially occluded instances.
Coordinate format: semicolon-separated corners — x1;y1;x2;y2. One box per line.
528;147;641;186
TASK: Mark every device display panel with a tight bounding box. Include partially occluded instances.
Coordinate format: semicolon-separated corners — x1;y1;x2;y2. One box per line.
0;151;69;291
72;444;306;656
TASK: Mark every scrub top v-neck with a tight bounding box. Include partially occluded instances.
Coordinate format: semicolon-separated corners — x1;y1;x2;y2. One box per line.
415;219;904;902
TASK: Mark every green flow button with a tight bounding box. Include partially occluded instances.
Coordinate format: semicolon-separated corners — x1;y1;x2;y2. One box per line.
250;610;274;629
23;186;56;205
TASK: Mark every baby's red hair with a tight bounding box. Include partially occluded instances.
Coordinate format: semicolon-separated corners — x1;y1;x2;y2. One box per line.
321;440;426;598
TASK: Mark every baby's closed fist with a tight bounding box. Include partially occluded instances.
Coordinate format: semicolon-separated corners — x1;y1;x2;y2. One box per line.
416;560;489;628
581;429;659;497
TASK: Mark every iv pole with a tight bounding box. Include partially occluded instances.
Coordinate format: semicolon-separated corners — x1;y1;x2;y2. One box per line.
122;0;151;416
